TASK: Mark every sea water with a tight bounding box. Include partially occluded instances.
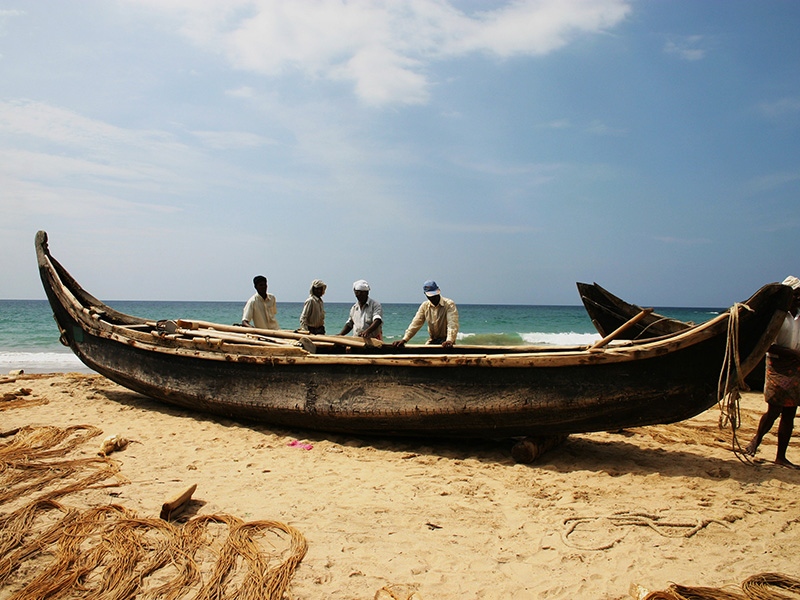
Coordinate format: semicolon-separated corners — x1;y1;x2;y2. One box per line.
0;299;723;374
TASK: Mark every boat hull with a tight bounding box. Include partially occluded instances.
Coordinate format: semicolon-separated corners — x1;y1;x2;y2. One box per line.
59;323;730;437
37;232;791;439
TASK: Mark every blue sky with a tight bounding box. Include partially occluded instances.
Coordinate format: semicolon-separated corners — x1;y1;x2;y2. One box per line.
1;1;798;306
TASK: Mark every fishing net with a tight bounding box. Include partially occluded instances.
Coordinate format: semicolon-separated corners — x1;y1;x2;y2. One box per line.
741;573;800;600
0;425;307;600
0;386;49;411
641;573;800;600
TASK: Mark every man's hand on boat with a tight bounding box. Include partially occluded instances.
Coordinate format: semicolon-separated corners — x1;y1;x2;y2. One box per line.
393;339;454;348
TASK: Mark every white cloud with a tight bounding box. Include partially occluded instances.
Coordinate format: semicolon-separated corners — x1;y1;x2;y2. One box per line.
0;100;175;156
760;217;800;234
585;120;626;136
225;86;257;98
334;45;430;106
744;170;800;194
0;172;180;219
654;235;711;246
541;119;572;129
663;35;706;61
450;0;630;57
432;221;541;234
758;97;800;119
125;0;631;106
0;100;269;219
0;9;24;36
454;158;565;181
191;130;277;149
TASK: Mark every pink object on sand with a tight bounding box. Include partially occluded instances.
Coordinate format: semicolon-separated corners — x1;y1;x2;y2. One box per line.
287;439;313;450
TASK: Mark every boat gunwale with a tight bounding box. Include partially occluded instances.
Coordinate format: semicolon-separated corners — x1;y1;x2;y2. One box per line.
37;233;746;369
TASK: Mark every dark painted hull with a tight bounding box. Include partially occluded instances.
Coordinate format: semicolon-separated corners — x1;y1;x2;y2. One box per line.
37;231;790;439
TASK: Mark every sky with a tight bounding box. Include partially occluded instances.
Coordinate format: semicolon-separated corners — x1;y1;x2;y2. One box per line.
1;0;799;306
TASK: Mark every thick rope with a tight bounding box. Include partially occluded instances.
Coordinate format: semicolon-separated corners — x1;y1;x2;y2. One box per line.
0;426;308;600
561;510;735;551
641;572;800;600
716;302;754;463
741;572;800;600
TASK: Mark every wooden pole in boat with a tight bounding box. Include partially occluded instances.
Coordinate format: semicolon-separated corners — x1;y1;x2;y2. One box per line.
588;308;654;351
175;319;383;349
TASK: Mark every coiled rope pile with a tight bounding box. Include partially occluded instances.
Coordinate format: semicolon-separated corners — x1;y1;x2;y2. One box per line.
642;572;800;600
0;425;307;599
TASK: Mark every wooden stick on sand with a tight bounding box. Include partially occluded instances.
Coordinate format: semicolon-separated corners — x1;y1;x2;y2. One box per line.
160;484;197;520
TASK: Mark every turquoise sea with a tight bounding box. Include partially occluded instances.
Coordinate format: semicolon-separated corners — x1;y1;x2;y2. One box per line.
0;299;724;374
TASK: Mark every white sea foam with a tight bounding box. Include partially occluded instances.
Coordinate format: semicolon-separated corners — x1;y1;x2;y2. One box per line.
456;331;601;346
520;331;600;346
0;352;92;373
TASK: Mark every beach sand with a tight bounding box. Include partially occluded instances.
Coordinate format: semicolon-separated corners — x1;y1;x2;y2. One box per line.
2;372;800;599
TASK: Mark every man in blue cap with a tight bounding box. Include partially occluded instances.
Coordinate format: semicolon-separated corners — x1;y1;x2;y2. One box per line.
393;280;459;348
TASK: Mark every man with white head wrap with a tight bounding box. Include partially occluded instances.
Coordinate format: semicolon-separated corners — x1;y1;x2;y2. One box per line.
746;276;800;468
338;280;383;340
299;279;327;334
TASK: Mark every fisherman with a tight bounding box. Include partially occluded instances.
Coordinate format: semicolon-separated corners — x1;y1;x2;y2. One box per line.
338;280;383;340
299;279;327;335
393;280;459;348
242;275;279;329
745;275;800;468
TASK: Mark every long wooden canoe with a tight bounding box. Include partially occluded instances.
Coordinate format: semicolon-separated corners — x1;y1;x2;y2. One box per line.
577;281;768;390
37;231;790;439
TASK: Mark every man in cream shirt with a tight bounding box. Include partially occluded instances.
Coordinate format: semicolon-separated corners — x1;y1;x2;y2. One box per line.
242;275;279;330
393;280;459;348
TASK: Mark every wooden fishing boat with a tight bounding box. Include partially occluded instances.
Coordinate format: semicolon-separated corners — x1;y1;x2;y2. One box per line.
37;231;790;440
577;281;767;390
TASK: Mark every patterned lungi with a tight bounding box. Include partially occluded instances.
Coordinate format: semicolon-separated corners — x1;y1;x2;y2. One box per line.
765;353;800;407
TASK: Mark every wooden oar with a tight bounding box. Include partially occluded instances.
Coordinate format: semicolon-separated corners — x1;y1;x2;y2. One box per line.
149;321;295;346
588;308;654;351
145;320;314;356
181;325;296;346
176;319;383;349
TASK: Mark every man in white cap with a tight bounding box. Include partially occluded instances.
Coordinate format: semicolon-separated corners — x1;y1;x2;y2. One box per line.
393;280;459;348
298;279;327;334
338;280;383;339
746;276;800;468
